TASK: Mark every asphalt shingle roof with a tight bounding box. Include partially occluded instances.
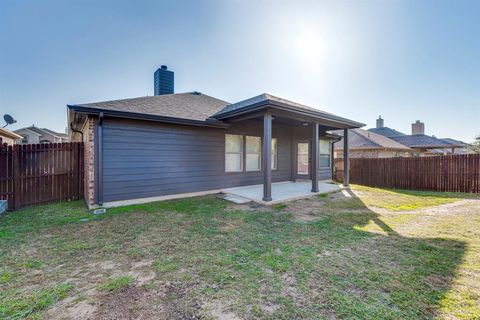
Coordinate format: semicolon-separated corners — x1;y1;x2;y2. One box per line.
440;138;467;147
390;134;454;148
214;93;364;127
215;93;324;116
74;92;230;122
367;127;406;138
334;128;412;151
71;92;364;128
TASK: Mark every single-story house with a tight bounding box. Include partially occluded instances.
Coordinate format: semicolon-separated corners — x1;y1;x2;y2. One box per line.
0;128;23;146
14;126;69;144
333;128;413;158
389;134;461;157
368;117;466;157
68;66;363;208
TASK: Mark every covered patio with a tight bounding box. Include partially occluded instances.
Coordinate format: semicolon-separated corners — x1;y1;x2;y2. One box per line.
222;181;341;204
214;94;364;203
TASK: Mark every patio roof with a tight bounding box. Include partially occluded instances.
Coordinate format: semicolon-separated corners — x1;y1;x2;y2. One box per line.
213;93;365;129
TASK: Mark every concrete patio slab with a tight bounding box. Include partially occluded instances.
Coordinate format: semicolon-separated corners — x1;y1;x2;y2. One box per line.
222;181;341;205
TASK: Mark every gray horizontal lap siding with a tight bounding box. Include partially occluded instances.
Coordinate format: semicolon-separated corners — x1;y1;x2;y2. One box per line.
101;118;292;202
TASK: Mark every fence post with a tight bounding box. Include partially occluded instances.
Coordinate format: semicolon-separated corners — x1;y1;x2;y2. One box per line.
12;145;21;209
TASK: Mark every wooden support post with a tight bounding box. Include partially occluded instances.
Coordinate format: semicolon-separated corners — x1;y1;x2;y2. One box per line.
343;128;350;187
311;123;319;192
263;112;272;202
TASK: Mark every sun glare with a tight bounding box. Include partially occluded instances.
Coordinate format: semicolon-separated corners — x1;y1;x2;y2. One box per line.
293;27;327;68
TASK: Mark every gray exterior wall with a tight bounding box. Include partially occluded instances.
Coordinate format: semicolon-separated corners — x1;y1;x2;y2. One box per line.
100;118;333;203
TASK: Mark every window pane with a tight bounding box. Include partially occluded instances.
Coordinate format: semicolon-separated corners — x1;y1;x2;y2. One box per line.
246;154;260;171
320;154;330;167
225;153;242;172
246;136;261;153
271;156;277;170
298;143;309;153
272;138;277;154
225;134;243;152
271;138;277;170
319;140;330;154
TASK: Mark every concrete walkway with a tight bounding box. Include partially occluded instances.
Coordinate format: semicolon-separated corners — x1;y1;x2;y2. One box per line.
222;181;341;205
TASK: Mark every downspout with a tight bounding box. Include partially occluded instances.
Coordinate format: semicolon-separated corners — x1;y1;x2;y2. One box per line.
69;122;84;141
96;113;104;206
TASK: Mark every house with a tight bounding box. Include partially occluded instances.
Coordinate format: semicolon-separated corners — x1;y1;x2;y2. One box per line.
368;117;465;157
0;127;23;146
367;116;406;138
333;128;412;159
14;126;69;144
68;65;363;208
436;138;469;155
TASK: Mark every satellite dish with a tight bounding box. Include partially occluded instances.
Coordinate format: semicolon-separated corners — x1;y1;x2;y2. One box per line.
3;114;17;128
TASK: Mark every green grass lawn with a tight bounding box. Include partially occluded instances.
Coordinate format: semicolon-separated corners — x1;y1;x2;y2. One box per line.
0;186;479;319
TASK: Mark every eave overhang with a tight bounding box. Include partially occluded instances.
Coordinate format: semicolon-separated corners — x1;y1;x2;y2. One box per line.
213;99;365;129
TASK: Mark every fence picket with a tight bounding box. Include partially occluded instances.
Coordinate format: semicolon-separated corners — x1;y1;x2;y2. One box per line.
335;154;480;193
0;142;84;210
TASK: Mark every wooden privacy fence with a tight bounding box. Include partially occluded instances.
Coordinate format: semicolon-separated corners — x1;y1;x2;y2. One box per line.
335;154;480;193
0;142;84;210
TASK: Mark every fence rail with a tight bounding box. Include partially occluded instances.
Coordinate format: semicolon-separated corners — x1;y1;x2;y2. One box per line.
0;142;84;210
335;154;480;193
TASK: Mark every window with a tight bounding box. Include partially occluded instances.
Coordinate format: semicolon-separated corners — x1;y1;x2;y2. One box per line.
271;138;278;170
246;136;261;171
226;135;278;172
319;139;331;167
225;134;243;172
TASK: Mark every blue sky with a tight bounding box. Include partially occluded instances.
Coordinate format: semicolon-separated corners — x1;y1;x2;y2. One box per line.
1;0;479;141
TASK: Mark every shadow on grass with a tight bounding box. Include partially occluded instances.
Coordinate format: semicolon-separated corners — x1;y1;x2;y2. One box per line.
313;188;467;318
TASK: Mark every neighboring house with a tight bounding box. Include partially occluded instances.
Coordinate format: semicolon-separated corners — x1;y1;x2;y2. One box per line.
368;117;465;157
68;66;363;208
333;128;412;158
0;127;23;146
14;126;68;144
367;116;406;138
437;138;469;155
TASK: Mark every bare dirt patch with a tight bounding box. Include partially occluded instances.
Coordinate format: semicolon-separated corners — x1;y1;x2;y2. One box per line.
284;197;327;222
204;300;241;320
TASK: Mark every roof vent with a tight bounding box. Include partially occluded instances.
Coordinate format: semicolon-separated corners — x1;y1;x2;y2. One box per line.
192;91;202;95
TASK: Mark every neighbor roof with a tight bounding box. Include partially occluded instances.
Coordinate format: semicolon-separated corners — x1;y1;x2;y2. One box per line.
214;93;364;128
390;134;456;148
69;92;230;125
367;127;406;138
334;128;412;151
440;138;468;147
0;127;23;140
15;126;66;138
41;128;68;138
